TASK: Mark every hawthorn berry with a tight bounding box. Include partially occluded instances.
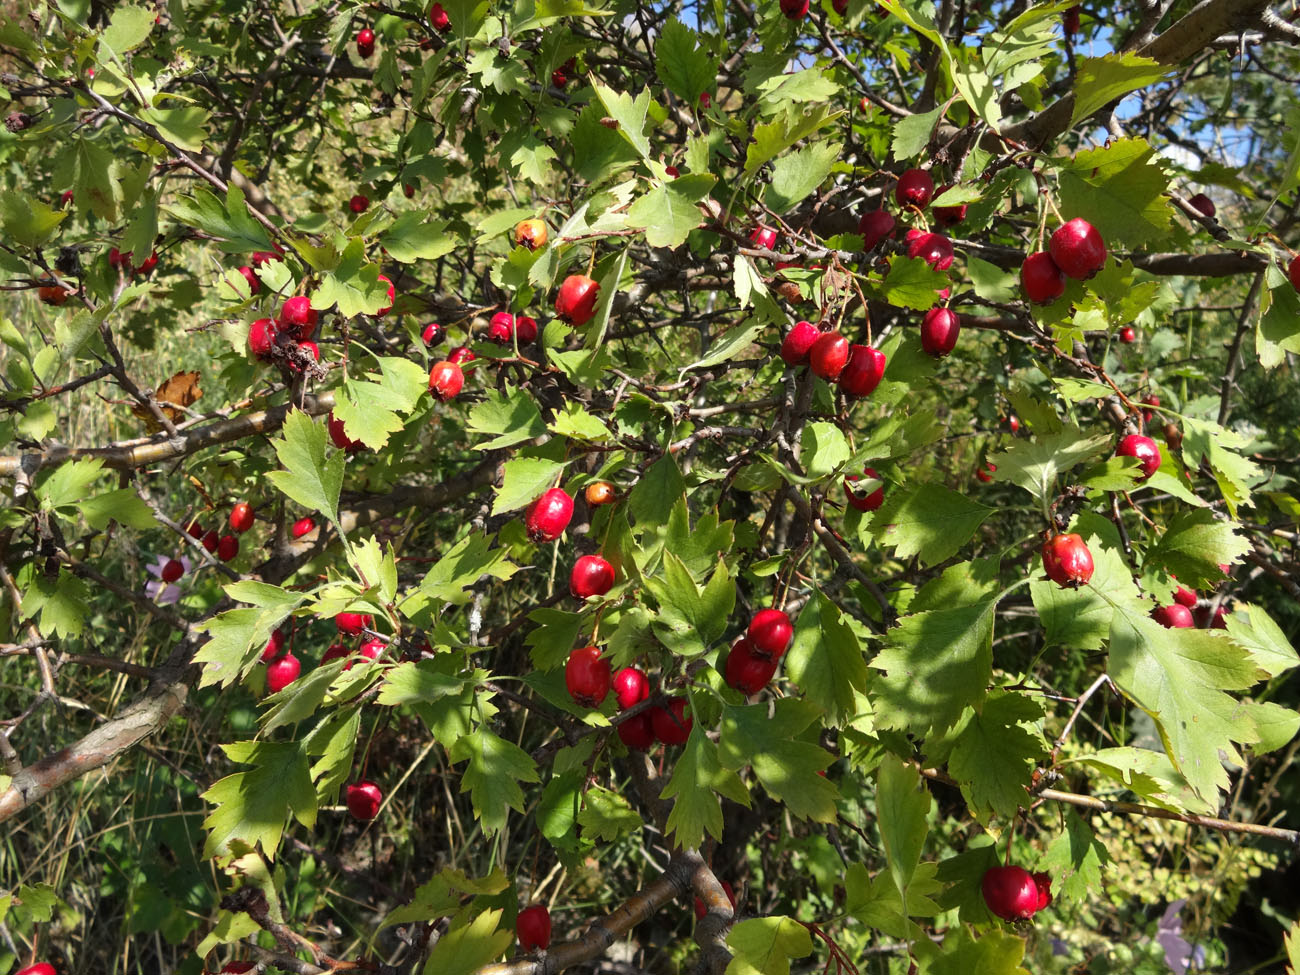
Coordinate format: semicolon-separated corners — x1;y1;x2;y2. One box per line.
780;320;820;366
335;612;373;635
570;554;616;599
748;608;793;659
161;558;184;583
555;274;600;326
613;666;650;710
845;466;885;512
837;344;886;397
982;865;1040;921
858;209;896;251
524;488;574;542
1116;434;1161;480
217;535;239;562
808;331;849;381
1041;533;1094;588
650;696;693;745
266;652;301;693
895;168;934;209
291;517;316;539
345;781;383;820
1153;603;1195;628
1020;252;1065;304
1049;218;1107;279
920;308;960;357
428;360;465;401
516;904;551;952
565;646;612;708
724;637;778;695
229;502;255;534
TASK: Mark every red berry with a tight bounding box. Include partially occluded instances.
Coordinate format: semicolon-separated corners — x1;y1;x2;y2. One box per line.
1120;326;1136;343
613;666;650;710
220;964;255;974
932;185;968;227
429;2;451;31
488;311;514;344
906;231;954;271
516;904;552;952
349;193;369;214
780;320;820;366
748;608;793;660
524;488;574;543
16;965;57;975
750;225;779;251
651;696;693;745
217;535;239;562
555;274;600;326
321;643;351;665
279;296;318;340
428;360;465;401
975;461;997;483
515;219;549;250
895;168;935;209
724;637;779;695
808;331;849;381
1041;533;1094;588
780;0;810;19
920;308;960;357
1289;255;1300;292
1049;218;1107;279
694;880;737;920
335;612;373;635
328;411;365;453
570;555;615;599
1152;603;1195;628
134;250;159;275
515;315;539;344
236;265;260;294
345;780;383;820
421;322;444;346
617;712;656;750
262;627;288;661
837;344;887;397
1116;434;1161;480
229;502;255;534
266;653;301;693
356;27;375;52
161;558;184;583
858;210;896;251
185;519;205;538
698;91;712;109
1031;872;1053;912
448;345;476;365
1063;4;1080;34
982;865;1040;921
291;516;316;539
664;165;680;178
201;530;220;553
250;249;283;267
376;274;396;316
565;646;612;708
1020;252;1065;304
1006;415;1020;434
1188;193;1215;218
1173;583;1197;608
248;317;278;359
845;466;884;512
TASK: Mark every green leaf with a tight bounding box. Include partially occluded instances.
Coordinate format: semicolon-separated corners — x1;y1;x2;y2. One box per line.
929;926;1028;975
1225;602;1299;678
377;662;475;708
448;729;539;835
1179;416;1262;517
800;421;850;479
163;184;272;253
1144;509;1250;591
654;18;719;103
576;786;643;842
871;562;999;736
1070;54;1172;127
876;757;930;898
35;458;106;511
19;568;89;639
662;730;750;848
78;488;157;530
1041;808;1109;903
141;106;210;152
466;386;547;449
784;591;870;727
877;256;949;310
1059;138;1172;249
549;401;613;441
99;4;154;55
201;741;316;859
626;174;713;248
945;692;1047;822
645;553;734;654
0;191;67;248
891;107;942;161
492;457;564;516
725;916;813;975
421;909;514;975
381;211;457;263
1071;746;1208;813
867;483;995;567
1032;521;1134;651
418;533;519;606
987;426;1112;506
967;255;1018;303
765;141;841;213
592;82;652;160
265;410;343;526
745;104;843;174
312;241;395;318
717;700;838;823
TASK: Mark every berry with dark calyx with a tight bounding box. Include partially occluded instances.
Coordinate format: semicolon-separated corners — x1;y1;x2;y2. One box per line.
1020;252;1065;304
1152;603;1195;628
651;696;693;745
858;209;896;251
161;558;184;583
694;880;737;920
429;2;451;31
920;307;960;357
780;0;810;19
1031;872;1053;912
236;265;260;294
515;316;538;344
185;519;205;539
421;322;444;346
447;345;476;365
664;165;680;178
404;183;416;197
748;607;793;660
570;554;616;599
328;412;365;453
586;481;616;506
229;502;255;534
981;865;1040;921
488;311;514;344
38;285;71;306
725;637;779;695
1041;533;1094;588
266;652;301;693
428;360;465;401
565;646;612;708
291;517;316;539
335;612;373;635
1063;4;1080;34
1288;255;1300;292
837;344;886;397
1188;193;1215;218
906;230;954;271
248;317;278;360
201;530;220;553
1116;434;1161;480
1049;218;1107;279
515;219;548;250
617;712;656;750
808;331;849;381
280;296;318;340
845;466;884;512
1173;582;1198;608
516;904;552;952
932;185;967;227
780;320;820;366
555;274;600;326
525;488;574;542
551;68;568;87
613;666;650;710
375;274;395;316
1120;326;1136;343
16;965;58;975
895;168;935;209
217;535;239;562
291;340;319;370
346;781;383;820
348;193;369;214
1197;604;1229;629
750;225;778;251
262;627;288;661
356;28;375;57
975;461;997;483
